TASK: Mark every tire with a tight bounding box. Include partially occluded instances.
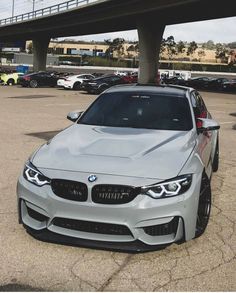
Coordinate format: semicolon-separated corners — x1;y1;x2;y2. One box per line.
73;82;81;90
195;173;211;238
29;80;38;88
7;79;15;86
212;138;219;172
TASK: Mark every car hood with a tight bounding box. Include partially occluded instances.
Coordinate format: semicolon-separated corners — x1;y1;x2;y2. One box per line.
32;124;196;180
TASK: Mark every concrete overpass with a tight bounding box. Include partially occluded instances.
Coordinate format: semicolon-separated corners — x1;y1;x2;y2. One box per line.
0;0;236;83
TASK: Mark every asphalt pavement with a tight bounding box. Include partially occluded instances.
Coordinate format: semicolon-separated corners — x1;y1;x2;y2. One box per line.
0;85;235;291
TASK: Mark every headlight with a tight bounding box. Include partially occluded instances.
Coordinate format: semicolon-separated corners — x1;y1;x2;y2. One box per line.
23;161;50;187
141;174;192;199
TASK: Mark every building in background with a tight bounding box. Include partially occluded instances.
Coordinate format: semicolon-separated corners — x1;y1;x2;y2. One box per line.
0;41;26;53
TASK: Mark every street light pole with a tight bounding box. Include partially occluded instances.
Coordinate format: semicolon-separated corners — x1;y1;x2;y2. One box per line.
12;0;15;17
33;0;35;12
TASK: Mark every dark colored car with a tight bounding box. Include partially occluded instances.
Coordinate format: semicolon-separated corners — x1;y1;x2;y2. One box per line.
222;79;236;92
92;72;105;78
186;77;210;90
163;76;186;86
83;74;125;94
207;78;229;91
18;71;61;88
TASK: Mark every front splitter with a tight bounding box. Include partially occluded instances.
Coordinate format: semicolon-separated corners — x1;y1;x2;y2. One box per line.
24;225;170;253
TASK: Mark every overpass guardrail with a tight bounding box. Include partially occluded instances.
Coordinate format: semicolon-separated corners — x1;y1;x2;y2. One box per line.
0;0;98;26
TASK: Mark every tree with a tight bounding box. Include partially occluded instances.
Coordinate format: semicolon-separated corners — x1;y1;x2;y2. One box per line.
227;42;236;49
198;49;206;62
187;41;198;58
104;38;125;61
228;50;236;65
104;39;113;59
202;40;215;50
134;42;139;53
127;42;139;55
165;36;176;60
159;38;166;58
215;43;228;63
127;45;135;52
27;42;33;54
176;41;186;54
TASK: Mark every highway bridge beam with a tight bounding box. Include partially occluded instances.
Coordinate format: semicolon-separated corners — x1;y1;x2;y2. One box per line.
32;37;50;71
137;21;165;84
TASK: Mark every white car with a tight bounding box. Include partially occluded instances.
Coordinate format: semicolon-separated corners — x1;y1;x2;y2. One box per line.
58;74;95;90
17;85;220;251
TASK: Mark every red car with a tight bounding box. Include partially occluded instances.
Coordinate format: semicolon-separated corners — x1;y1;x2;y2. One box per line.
122;72;138;84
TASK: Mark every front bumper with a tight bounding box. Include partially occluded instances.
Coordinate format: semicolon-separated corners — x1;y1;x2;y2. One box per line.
63;83;73;89
18;80;29;87
17;170;202;251
83;84;99;93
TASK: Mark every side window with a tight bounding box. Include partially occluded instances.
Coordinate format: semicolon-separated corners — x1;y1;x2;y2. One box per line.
191;91;209;129
102;78;110;83
196;92;208;118
111;76;121;82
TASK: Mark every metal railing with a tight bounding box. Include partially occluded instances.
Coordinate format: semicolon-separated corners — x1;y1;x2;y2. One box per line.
0;0;98;27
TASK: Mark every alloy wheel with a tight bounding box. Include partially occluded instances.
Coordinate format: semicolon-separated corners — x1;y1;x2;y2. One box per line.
29;80;38;88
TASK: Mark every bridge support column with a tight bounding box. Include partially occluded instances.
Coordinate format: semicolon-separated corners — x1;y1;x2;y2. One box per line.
137;22;165;84
33;37;50;71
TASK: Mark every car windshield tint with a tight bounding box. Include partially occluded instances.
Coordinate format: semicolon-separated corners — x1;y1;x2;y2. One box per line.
79;92;193;131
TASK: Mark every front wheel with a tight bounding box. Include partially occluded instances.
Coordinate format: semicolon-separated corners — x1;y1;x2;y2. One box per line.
29;80;38;88
7;79;15;86
73;82;81;90
195;173;211;238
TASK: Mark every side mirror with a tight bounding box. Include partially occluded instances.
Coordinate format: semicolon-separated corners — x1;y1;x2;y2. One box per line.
197;118;220;133
67;111;84;122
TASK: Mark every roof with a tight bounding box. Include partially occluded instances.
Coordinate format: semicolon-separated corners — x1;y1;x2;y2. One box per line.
107;84;191;97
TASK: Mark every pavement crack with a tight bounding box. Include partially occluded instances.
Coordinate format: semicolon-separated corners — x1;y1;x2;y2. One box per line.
98;254;133;291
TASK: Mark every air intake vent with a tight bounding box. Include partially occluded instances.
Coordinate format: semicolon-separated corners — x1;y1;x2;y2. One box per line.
143;217;179;236
53;218;133;236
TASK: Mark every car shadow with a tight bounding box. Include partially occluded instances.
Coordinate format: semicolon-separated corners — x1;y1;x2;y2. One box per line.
8;95;55;99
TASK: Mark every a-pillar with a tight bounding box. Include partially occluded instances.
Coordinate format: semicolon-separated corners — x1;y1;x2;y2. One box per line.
32;36;50;71
137;21;165;84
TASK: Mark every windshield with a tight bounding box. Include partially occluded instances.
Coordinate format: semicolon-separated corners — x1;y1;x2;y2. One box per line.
79;92;193;131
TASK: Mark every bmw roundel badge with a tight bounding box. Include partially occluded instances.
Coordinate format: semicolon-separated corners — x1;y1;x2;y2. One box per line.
88;174;97;183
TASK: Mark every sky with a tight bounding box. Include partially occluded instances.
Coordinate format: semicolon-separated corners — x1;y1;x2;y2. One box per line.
0;0;236;43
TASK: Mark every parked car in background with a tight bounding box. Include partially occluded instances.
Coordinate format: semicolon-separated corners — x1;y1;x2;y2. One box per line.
17;84;220;251
0;72;23;85
18;71;60;88
222;79;236;92
207;78;229;91
83;74;125;94
114;70;132;76
92;72;105;78
162;76;186;86
122;72;138;84
186;77;210;90
58;74;95;90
